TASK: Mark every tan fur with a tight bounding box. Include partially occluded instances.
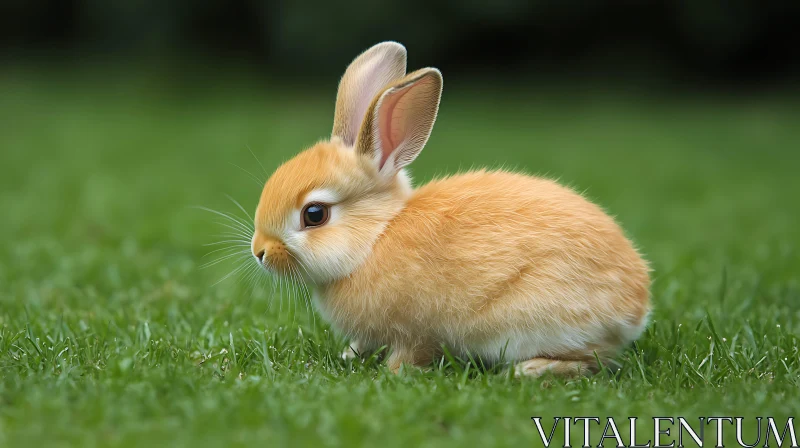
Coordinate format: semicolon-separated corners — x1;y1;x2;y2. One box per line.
251;42;651;376
332;42;407;146
514;358;595;377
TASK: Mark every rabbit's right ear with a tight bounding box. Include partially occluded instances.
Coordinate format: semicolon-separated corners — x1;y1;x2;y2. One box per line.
355;68;443;179
332;42;407;147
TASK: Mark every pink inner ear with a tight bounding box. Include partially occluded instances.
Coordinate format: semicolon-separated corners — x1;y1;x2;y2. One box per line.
377;86;413;170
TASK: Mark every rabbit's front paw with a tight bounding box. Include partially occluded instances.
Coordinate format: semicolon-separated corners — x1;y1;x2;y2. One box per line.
514;358;596;378
342;340;362;360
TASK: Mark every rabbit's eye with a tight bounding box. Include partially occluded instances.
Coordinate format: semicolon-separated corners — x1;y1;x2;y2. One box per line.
301;203;330;228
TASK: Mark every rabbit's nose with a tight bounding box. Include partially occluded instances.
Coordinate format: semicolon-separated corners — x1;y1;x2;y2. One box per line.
252;232;288;271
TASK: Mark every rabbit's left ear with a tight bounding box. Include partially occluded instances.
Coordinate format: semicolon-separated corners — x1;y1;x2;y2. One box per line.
356;68;443;178
332;42;407;147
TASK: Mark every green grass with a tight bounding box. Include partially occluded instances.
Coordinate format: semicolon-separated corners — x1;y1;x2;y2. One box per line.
1;70;799;447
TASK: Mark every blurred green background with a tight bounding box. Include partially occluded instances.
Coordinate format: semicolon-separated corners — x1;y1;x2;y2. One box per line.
1;2;800;447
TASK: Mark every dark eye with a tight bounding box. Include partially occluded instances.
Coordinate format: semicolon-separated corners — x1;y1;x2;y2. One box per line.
302;203;329;228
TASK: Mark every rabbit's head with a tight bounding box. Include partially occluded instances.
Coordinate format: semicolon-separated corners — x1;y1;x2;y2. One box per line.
252;42;443;284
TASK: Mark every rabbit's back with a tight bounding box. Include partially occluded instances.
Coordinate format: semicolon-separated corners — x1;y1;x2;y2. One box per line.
320;170;650;362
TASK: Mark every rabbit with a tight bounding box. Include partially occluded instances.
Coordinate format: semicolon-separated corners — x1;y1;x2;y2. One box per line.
250;41;651;376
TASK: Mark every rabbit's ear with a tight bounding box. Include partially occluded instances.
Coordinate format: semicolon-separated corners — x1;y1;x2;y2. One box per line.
356;68;443;178
332;42;407;147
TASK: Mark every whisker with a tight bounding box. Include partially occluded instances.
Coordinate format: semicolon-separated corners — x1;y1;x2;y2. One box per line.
225;194;254;222
211;261;253;287
200;251;252;269
233;263;259;312
269;271;278;314
237;262;263;302
287;271;296;327
290;265;315;332
283;275;294;325
246;144;269;179
260;268;274;293
202;245;249;259
303;285;316;333
287;253;313;283
211;221;253;239
203;239;251;247
192;206;254;234
213;224;253;235
241;263;264;293
281;273;290;321
228;162;265;187
236;262;271;317
279;273;286;317
286;253;317;331
291;271;302;327
248;261;271;291
208;233;252;244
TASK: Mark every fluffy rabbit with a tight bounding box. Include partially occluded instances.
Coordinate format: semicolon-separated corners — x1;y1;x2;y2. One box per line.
251;42;650;376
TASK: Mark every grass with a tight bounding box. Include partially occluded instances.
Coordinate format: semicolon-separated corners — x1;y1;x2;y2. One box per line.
1;69;799;447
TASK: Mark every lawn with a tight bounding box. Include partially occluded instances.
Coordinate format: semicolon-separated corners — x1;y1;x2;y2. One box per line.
1;69;799;447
